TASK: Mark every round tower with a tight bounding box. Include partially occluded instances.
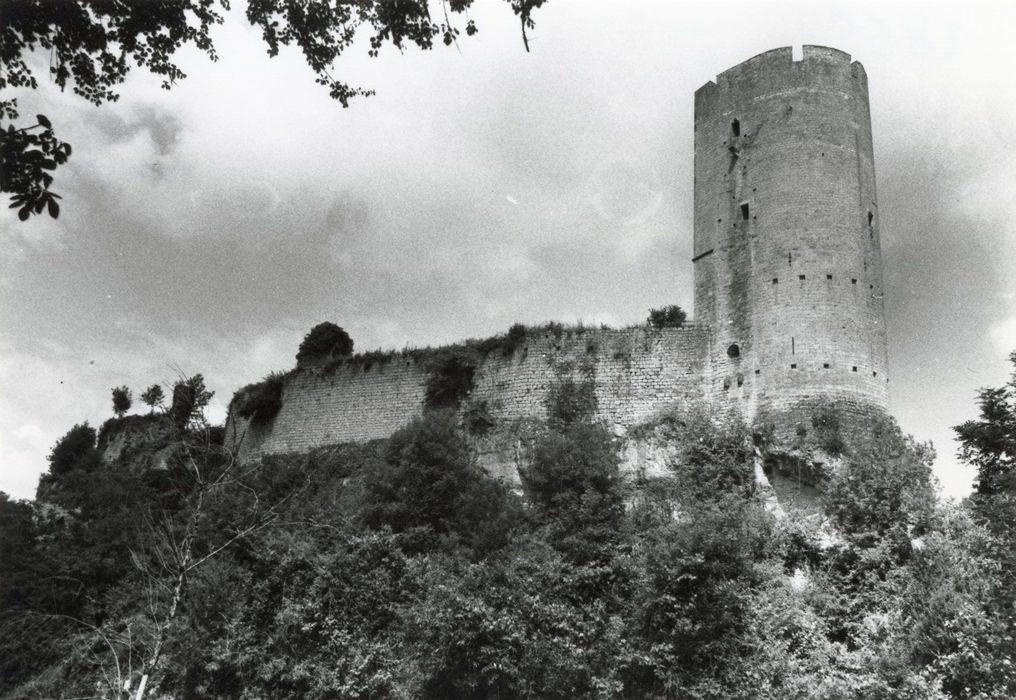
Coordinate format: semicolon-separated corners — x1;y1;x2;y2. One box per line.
692;46;889;436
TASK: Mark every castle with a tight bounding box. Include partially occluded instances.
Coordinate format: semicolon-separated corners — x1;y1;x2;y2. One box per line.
227;46;889;473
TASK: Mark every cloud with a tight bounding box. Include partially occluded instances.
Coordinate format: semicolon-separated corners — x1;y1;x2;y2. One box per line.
988;317;1016;356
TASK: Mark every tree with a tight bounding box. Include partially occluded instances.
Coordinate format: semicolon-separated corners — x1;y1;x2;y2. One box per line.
170;374;213;430
647;304;687;329
45;422;99;476
955;350;1016;497
295;322;353;367
140;384;165;413
1;0;548;220
112;385;133;418
360;411;478;537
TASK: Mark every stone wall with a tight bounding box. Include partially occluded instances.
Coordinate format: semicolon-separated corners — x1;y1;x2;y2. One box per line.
229;325;713;462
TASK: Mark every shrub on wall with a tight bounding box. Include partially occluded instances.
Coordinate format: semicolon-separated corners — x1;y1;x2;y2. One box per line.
296;322;354;368
647;305;687;329
545;377;598;430
234;372;287;427
424;349;479;410
463;399;496;435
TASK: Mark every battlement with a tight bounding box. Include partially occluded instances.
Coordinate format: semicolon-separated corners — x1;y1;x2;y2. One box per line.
695;45;867;119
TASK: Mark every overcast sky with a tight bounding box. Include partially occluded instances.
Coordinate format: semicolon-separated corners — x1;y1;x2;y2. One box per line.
2;0;1014;499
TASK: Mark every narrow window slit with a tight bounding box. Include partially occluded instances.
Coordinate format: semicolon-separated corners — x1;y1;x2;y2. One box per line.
731;119;740;137
740;202;750;220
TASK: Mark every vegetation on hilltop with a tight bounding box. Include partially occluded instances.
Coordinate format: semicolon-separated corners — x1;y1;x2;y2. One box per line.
2;355;1015;697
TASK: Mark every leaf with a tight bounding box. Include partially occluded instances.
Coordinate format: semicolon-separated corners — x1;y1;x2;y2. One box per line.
48;198;59;219
18;206;30;221
37;114;52;129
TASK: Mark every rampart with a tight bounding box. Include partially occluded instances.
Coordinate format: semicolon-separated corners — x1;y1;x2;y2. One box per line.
226;45;893;468
228;325;712;462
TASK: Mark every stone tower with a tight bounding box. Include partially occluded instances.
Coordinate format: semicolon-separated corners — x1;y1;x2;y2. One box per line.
693;46;889;434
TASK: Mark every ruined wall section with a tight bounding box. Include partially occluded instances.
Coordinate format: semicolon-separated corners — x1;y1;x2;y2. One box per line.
472;326;711;427
230;357;429;461
231;326;712;462
693;46;889;435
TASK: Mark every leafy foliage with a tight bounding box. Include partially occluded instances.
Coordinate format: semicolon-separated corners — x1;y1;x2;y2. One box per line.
955;350;1016;497
170;374;214;430
140;384;165;412
544;375;598;429
296;322;354;367
360;411;477;537
111;384;132;418
647;304;687;329
233;372;287;427
423;348;478;410
45;422;99;476
8;374;1016;697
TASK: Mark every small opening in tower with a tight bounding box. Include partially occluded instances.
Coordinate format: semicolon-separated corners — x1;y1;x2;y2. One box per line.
736;373;744;387
731;119;740;137
826;274;833;280
852;278;858;285
740;203;750;220
790;363;797;369
791;337;795;355
868;211;874;226
852;366;858;372
723;377;731;390
799;274;806;281
823;363;830;369
873;371;878;377
727;343;740;358
772;278;778;285
788;252;792;265
755;369;761;375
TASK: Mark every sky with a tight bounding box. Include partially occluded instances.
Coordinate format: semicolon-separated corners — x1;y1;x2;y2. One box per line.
2;0;1015;500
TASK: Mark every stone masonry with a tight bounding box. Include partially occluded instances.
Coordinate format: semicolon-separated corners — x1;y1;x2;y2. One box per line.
228;46;890;463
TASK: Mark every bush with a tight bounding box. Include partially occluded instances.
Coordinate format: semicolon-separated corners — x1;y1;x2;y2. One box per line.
462;398;495;435
545;377;598;430
647;304;687;329
424;349;478;410
296;322;353;367
111;385;131;417
46;423;99;476
361;412;479;536
234;372;286;427
811;405;847;456
171;374;214;430
140;384;164;411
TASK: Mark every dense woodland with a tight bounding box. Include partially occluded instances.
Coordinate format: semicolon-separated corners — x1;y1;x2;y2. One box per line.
1;352;1014;699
